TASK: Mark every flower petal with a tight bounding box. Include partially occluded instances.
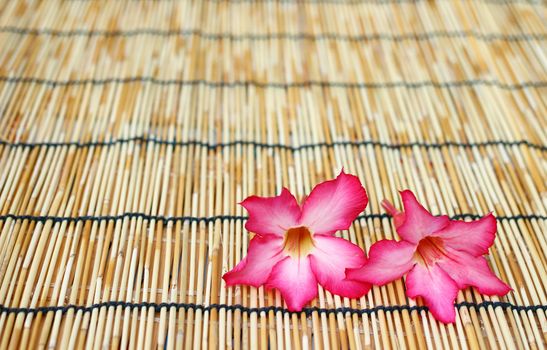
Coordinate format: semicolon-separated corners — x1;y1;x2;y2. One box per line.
300;170;368;235
406;264;459;323
240;188;301;237
435;214;497;256
223;234;286;287
346;239;416;285
437;248;512;296
309;235;370;298
266;256;318;311
381;199;406;229
396;190;450;243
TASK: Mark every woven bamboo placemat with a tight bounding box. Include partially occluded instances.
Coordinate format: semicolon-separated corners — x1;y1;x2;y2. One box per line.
0;0;545;348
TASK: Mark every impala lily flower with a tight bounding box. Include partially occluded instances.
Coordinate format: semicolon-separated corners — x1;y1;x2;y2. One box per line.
223;170;370;311
346;190;511;323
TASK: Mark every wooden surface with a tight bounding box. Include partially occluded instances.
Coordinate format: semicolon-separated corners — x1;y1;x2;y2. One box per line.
0;0;545;348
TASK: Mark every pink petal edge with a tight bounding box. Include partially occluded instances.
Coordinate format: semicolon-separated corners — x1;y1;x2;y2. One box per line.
300;170;368;235
381;199;406;229
222;234;286;287
266;256;318;311
435;214;497;256
240;187;301;237
309;234;370;298
346;239;416;286
437;247;512;296
406;264;459;324
396;190;450;243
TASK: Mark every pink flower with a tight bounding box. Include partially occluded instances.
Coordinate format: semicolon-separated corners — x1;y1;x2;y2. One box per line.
346;190;511;323
223;170;370;311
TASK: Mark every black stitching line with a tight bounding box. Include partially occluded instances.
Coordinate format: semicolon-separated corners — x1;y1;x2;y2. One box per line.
0;213;544;224
1;27;544;42
0;301;544;316
1;138;545;152
0;77;544;90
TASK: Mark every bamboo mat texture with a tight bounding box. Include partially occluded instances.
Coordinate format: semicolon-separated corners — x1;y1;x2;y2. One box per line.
0;0;546;349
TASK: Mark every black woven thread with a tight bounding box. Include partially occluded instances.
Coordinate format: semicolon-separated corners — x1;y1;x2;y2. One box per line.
0;76;544;90
1;27;544;42
0;213;544;224
0;301;544;316
1;138;545;152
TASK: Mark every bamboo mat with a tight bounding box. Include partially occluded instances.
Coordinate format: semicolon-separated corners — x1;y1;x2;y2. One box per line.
0;0;545;348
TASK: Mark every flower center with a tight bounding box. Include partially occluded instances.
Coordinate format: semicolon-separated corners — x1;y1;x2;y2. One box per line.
415;237;446;266
283;226;314;258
